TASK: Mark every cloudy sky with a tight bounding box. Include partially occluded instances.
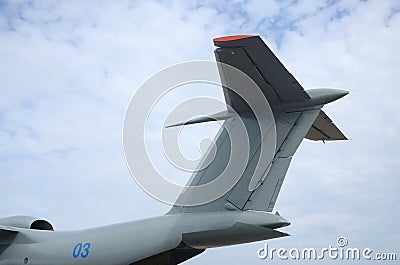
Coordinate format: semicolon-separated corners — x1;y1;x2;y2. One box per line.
0;0;399;264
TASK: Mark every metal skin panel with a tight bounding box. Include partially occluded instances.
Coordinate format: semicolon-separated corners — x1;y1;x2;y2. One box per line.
274;111;301;149
243;157;292;212
228;111;301;210
225;114;263;208
215;47;280;108
276;110;321;158
226;110;320;211
242;109;321;211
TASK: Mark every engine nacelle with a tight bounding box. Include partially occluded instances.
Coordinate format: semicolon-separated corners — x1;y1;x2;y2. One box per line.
0;215;54;231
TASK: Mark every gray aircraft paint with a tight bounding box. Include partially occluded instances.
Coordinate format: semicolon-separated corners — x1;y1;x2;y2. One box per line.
0;35;347;265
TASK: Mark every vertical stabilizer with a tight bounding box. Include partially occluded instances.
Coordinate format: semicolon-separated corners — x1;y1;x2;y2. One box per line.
168;35;347;214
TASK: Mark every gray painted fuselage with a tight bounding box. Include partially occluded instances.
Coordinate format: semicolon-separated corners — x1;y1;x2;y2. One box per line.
0;211;288;265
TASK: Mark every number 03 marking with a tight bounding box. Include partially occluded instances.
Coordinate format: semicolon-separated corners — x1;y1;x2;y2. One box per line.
72;242;91;258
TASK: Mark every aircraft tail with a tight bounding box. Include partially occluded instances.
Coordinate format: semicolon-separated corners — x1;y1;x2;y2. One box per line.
168;35;347;214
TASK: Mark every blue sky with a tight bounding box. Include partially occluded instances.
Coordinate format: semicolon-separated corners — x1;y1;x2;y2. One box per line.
0;0;399;264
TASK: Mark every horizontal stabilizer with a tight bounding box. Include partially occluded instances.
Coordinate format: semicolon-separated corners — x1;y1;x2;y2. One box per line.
182;222;288;249
165;110;235;128
305;110;347;141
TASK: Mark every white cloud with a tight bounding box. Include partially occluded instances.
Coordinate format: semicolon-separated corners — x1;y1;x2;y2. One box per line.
0;0;399;263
